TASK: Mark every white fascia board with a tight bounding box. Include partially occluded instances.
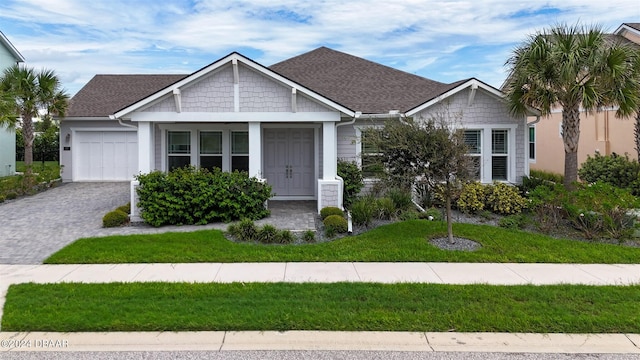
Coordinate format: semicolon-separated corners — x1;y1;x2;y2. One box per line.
114;52;355;119
614;23;640;37
406;79;539;117
0;31;25;62
127;111;341;123
63;116;113;121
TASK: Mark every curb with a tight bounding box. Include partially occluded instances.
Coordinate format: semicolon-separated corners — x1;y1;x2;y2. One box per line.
1;331;639;353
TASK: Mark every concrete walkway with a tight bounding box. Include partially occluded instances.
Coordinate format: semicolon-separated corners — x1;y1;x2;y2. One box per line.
1;262;640;353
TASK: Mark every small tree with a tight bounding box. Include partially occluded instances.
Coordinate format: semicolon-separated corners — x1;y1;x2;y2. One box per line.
363;112;472;244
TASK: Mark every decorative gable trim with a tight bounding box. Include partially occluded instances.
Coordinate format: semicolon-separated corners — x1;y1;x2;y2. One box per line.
113;52;355;119
406;79;503;116
0;31;25;63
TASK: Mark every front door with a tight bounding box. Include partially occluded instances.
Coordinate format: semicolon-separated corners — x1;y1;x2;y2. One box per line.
264;128;315;197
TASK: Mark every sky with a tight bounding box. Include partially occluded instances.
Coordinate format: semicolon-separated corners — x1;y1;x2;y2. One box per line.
1;0;639;96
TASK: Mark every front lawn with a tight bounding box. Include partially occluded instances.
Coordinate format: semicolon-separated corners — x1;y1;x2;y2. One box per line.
45;220;640;264
0;161;60;197
3;282;639;333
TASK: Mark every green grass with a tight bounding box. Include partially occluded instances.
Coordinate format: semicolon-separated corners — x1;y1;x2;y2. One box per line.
3;282;639;333
0;161;60;196
45;220;640;264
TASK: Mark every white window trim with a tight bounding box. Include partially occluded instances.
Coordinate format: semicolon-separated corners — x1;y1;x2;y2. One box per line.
159;123;247;172
528;124;536;163
461;124;517;183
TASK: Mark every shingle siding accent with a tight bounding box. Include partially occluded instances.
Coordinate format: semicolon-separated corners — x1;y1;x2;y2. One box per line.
144;95;176;112
239;65;290;112
297;94;333;112
181;66;235;112
413;89;526;182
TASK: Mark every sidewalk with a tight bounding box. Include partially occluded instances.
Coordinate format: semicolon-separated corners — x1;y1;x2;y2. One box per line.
1;262;640;353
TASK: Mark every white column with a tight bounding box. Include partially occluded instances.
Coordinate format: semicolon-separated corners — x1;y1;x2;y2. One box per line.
138;121;152;174
322;121;337;179
248;122;262;178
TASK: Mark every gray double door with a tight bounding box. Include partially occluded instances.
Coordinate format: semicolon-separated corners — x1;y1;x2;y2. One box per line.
263;128;315;197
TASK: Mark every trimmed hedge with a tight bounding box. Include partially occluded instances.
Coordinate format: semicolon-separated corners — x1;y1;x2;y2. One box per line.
323;214;348;233
103;209;129;228
136;167;272;227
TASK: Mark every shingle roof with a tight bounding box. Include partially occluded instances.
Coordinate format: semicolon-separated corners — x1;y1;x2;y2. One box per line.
624;23;640;31
270;47;462;114
66;47;467;117
66;74;187;117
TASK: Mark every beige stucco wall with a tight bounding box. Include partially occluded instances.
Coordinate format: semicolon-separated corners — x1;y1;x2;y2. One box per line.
530;109;637;176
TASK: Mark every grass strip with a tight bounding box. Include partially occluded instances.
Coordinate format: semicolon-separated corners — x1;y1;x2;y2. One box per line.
3;282;640;333
45;220;640;264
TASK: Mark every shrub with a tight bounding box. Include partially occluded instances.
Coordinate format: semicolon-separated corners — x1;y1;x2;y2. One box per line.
257;224;280;244
387;188;413;211
421;207;443;221
527;183;567;233
136;167;272;227
337;160;364;207
563;182;639;240
102;209;129;228
350;197;375;226
457;182;487;213
530;169;564;184
578;153;640;192
323;214;348;233
320;206;344;220
6;192;17;200
278;230;295;244
0;195;5;203
302;230;315;242
498;214;529;229
486;183;527;215
234;218;259;242
375;197;396;220
117;203;131;214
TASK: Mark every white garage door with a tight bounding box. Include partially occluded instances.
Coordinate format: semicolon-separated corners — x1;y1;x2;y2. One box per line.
75;131;138;181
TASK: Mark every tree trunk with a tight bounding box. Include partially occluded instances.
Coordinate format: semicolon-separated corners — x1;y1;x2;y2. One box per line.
22;113;34;176
445;192;455;244
635;111;640;161
562;105;581;190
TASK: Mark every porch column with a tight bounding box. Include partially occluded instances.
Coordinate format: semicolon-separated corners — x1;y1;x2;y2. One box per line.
318;121;341;212
322;121;337;179
138;121;152;174
248;122;262;178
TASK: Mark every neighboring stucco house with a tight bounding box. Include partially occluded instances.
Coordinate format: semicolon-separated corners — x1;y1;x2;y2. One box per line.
530;23;640;175
0;31;24;177
62;47;532;216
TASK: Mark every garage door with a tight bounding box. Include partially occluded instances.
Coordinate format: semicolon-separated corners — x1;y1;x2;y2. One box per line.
75;131;138;181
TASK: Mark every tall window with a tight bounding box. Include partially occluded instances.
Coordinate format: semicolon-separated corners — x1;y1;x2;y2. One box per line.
231;131;249;172
199;131;222;171
491;129;508;181
463;130;482;180
167;131;190;171
361;130;383;178
528;126;535;160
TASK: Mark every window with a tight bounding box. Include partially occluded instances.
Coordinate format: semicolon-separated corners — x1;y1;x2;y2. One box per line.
491;130;508;181
528;126;535;160
231;131;249;172
361;130;383;177
167;131;191;171
199;131;222;171
463;130;482;180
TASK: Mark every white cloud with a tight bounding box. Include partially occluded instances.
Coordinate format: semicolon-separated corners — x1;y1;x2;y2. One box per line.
1;0;638;95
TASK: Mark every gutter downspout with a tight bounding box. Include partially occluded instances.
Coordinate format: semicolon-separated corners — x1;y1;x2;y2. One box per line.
110;115;138;129
334;112;361;211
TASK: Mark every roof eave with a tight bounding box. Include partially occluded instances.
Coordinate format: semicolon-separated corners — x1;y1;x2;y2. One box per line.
113;52;356;119
0;31;25;63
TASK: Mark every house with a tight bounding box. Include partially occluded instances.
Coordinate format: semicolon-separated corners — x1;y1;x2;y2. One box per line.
530;23;640;175
62;47;532;217
0;31;25;177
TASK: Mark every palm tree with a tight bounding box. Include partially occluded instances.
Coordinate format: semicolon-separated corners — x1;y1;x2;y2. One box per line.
504;23;640;189
0;65;69;175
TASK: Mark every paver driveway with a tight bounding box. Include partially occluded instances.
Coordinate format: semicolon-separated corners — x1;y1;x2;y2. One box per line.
0;183;317;264
0;182;131;264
